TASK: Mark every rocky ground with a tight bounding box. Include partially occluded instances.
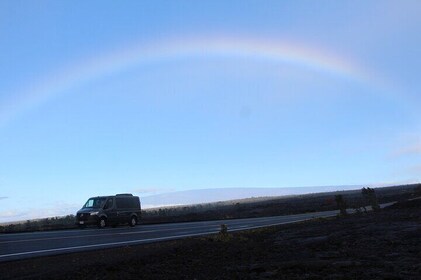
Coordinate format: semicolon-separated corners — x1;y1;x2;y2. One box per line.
1;199;420;279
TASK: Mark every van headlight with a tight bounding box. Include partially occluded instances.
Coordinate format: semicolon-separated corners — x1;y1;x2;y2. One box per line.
90;211;99;215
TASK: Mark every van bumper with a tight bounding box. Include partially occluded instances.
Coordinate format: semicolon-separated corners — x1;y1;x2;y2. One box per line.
75;214;100;226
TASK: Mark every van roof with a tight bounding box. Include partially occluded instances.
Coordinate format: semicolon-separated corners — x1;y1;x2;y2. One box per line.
89;194;137;199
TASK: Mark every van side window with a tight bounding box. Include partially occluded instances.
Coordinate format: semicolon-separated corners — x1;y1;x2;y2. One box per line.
116;197;138;209
116;198;126;209
104;198;113;209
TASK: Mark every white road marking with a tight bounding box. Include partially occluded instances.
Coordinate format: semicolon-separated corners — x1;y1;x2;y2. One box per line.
0;212;340;245
0;230;155;244
233;225;251;229
0;217;337;260
0;224;221;244
0;232;218;259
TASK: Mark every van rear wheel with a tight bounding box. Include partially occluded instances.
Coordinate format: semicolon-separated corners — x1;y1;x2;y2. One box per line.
129;216;137;227
98;217;106;228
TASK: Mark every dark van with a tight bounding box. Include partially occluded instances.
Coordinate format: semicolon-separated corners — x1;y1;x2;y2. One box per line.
76;194;141;228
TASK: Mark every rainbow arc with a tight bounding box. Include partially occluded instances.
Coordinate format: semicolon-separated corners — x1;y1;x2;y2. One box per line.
0;36;375;127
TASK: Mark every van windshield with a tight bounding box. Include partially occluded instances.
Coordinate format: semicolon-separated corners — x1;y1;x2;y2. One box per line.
83;198;107;209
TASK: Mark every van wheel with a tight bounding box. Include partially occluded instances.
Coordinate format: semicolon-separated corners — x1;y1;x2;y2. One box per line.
98;217;106;228
129;216;137;227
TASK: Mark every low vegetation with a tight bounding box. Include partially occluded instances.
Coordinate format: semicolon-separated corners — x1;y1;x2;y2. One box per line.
334;194;347;216
0;215;76;233
362;187;380;211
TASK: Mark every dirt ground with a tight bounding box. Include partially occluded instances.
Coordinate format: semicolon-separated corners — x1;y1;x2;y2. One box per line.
1;199;420;279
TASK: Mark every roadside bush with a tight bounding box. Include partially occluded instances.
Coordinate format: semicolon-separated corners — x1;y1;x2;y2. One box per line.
216;224;232;242
335;195;348;216
362;187;380;212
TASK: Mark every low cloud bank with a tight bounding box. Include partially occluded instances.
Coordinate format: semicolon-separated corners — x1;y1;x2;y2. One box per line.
140;186;364;208
0;203;80;224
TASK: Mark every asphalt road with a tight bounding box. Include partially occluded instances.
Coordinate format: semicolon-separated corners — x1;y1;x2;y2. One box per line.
0;203;394;262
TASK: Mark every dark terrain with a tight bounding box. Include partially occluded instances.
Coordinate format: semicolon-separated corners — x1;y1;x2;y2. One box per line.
1;199;420;279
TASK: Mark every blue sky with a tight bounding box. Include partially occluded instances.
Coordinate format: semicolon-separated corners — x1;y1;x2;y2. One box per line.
0;1;420;222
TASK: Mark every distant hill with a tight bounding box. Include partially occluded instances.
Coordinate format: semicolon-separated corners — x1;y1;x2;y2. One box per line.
140;186;363;208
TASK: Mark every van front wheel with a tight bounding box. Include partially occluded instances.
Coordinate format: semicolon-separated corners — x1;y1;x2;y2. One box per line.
98;217;106;228
129;216;137;227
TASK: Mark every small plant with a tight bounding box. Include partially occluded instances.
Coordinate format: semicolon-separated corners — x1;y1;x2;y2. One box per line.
362;187;380;212
335;194;348;216
414;185;421;197
220;224;228;235
216;224;231;241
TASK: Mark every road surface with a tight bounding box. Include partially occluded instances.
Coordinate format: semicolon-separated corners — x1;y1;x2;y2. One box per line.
0;203;394;262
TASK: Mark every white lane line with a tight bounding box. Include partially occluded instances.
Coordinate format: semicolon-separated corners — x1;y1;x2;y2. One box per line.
0;213;333;244
229;215;337;232
0;231;218;259
0;224;219;244
0;215;338;260
233;225;251;229
0;210;338;240
0;230;156;244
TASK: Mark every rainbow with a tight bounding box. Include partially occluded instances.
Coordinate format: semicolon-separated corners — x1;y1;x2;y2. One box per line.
0;36;377;127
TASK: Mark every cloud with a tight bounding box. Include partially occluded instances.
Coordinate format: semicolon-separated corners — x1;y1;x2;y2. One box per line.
0;197;8;200
368;179;420;188
0;210;29;224
0;202;80;224
130;187;174;194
